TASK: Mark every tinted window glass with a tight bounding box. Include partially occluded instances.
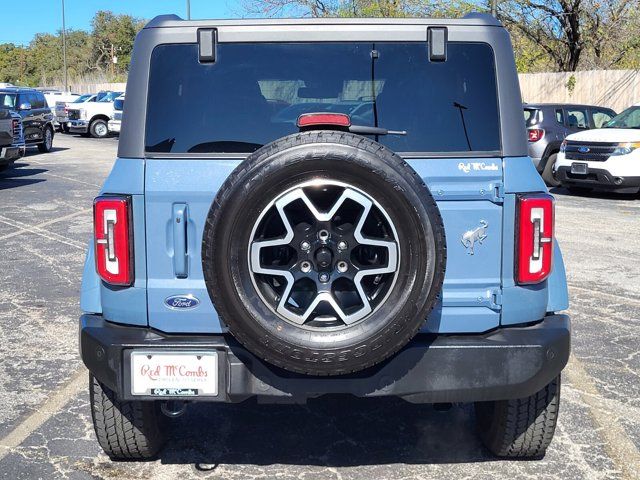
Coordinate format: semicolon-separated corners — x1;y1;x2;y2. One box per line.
604;106;640;129
114;98;124;110
27;92;45;109
37;92;47;108
98;92;123;103
566;108;588;129
74;94;93;103
0;93;16;108
145;42;500;154
555;109;564;124
524;108;538;127
591;109;614;128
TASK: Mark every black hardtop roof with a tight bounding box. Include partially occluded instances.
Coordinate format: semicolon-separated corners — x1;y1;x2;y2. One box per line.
144;12;501;29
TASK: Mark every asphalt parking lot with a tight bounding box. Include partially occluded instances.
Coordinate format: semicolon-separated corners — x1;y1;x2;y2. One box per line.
0;134;638;480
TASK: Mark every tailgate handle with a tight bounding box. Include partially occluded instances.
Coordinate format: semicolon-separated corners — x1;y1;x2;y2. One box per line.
172;203;188;278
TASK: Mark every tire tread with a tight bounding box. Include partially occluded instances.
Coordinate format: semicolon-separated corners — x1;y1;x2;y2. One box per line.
476;376;560;457
89;374;166;460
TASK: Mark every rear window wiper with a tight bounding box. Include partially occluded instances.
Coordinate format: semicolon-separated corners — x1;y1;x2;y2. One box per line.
297;113;406;136
348;125;407;136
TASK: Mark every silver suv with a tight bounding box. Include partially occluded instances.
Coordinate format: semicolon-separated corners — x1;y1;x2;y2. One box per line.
525;103;616;186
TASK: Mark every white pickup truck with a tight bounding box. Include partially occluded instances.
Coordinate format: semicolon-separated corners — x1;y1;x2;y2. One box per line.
55;93;97;133
555;103;640;194
67;91;123;138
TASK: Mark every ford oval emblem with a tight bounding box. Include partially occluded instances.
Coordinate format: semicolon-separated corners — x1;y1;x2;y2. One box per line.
164;294;200;310
578;146;590;153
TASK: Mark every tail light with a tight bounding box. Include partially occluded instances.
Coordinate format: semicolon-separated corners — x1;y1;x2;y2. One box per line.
528;128;544;142
11;119;19;140
516;194;554;284
94;196;133;286
297;113;351;128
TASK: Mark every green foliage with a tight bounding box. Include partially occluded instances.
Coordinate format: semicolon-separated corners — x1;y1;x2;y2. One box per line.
566;74;576;95
0;10;143;87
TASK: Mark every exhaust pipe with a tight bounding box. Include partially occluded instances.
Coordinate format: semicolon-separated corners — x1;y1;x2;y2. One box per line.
161;400;187;418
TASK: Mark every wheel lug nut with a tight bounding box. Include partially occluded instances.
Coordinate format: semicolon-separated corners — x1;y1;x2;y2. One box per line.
318;229;330;243
337;241;348;251
300;241;311;252
337;261;348;273
319;272;330;283
300;261;312;273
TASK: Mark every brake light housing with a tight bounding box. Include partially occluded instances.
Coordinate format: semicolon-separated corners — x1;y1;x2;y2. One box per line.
516;194;554;285
94;195;133;286
528;128;544;142
297;112;351;128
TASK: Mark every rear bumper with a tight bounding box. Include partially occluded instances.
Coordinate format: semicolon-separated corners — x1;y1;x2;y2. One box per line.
108;120;121;133
0;145;26;163
80;313;570;404
556;166;640;192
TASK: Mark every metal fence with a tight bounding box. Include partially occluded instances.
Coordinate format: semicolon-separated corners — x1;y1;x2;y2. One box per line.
519;69;640;112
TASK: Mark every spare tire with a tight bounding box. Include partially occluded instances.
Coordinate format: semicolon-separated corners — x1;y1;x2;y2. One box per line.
202;131;446;375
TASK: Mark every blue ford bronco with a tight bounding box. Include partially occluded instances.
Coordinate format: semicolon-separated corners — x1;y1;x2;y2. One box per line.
80;13;570;460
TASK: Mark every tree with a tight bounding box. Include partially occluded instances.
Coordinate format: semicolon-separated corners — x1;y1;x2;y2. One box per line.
240;0;640;72
90;11;145;78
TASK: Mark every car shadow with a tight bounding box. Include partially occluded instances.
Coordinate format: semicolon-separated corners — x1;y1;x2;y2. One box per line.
156;396;501;468
22;146;70;156
0;161;47;190
550;186;640;201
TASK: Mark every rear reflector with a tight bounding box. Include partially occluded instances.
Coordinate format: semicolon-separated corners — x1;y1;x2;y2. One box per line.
297;113;351;128
94;195;133;286
528;128;544;142
516;194;554;284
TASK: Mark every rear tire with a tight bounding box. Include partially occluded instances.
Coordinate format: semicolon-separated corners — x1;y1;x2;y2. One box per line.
37;126;54;153
541;153;560;187
475;376;560;458
89;118;109;138
90;374;167;460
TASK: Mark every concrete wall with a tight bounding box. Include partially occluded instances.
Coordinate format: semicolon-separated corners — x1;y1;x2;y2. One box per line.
519;69;640;112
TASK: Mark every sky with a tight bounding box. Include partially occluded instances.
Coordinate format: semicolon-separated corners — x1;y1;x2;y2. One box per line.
0;0;240;45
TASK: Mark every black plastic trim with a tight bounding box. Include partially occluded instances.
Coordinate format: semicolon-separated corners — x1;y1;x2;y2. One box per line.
556;166;640;190
80;313;570;403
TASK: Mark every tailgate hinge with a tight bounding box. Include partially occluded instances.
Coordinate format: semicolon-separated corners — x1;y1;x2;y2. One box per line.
489;288;503;310
490;182;505;203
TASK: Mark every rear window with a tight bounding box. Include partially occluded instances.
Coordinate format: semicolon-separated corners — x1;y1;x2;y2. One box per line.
145;42;500;155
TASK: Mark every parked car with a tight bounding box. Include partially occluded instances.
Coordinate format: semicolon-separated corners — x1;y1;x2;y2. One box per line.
0;109;25;171
0;87;55;153
67;91;123;138
524;103;616;187
80;13;570;461
107;94;124;134
55;94;97;133
555;103;640;194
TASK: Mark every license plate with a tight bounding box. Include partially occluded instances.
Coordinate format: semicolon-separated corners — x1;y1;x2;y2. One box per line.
571;162;588;175
131;351;218;396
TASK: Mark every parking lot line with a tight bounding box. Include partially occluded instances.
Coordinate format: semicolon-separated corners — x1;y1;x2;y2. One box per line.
0;210;90;249
564;357;640;480
0;368;86;462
